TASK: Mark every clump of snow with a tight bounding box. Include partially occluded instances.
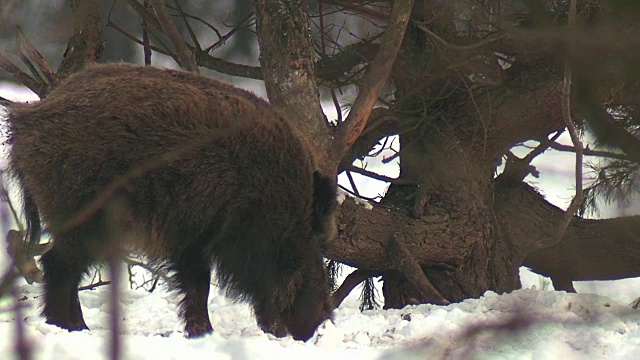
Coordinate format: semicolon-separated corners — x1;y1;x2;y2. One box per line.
2;275;640;360
337;188;373;210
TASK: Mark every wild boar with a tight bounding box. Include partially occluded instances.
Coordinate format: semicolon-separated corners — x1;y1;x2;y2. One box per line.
7;63;336;341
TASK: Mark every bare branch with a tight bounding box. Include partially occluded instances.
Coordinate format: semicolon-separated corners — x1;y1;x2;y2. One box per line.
78;280;111;291
414;22;505;52
339;0;414;148
345;171;361;197
206;12;255;53
0;54;43;97
15;45;46;90
107;19;171;57
549;142;629;161
170;0;201;52
346;165;400;184
12;287;32;360
149;0;198;72
142;0;153;65
16;26;55;84
553;0;583;246
194;50;263;79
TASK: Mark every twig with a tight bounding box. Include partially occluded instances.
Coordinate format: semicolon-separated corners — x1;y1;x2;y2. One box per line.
149;0;198;72
345;171;360;197
346;165;401;184
553;0;583;246
203;12;254;53
125;258;169;282
142;1;153;65
339;0;414;147
523;131;563;163
78;280;111;291
549;142;628;161
170;0;200;51
16;26;55;84
107;19;171;57
387;232;450;305
0;53;44;97
413;22;504;52
12;287;31;360
15;52;45;90
105;199;127;360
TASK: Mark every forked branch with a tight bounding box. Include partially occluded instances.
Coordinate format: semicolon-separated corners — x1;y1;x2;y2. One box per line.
149;0;198;72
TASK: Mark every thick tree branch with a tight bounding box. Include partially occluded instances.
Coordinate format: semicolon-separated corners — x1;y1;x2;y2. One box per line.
255;0;331;171
330;177;640;285
149;0;198;72
57;0;102;80
337;0;414;150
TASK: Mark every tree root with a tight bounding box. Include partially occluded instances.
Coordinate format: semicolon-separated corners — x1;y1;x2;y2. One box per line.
387;232;450;305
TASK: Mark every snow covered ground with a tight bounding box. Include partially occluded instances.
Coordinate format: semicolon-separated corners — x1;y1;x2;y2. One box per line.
2;269;640;360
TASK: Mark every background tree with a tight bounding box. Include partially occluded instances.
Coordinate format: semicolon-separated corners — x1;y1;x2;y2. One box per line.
3;0;640;311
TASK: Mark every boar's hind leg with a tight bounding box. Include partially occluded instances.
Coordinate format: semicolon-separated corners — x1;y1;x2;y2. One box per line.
171;249;213;338
40;236;94;331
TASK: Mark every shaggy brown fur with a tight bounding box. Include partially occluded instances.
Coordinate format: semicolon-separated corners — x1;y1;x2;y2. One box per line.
7;63;336;341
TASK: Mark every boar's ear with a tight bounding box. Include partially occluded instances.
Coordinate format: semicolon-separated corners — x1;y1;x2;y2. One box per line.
312;171;337;233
